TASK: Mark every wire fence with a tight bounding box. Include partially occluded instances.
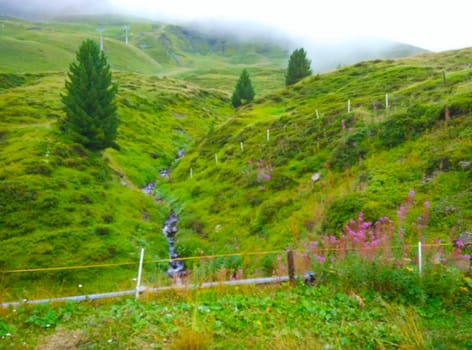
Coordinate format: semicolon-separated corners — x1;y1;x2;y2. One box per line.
1;241;470;306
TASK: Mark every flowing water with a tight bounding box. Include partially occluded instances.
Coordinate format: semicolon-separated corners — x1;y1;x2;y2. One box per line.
141;148;187;278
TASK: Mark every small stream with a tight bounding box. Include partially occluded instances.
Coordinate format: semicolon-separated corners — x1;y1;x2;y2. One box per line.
162;210;186;277
141;148;187;278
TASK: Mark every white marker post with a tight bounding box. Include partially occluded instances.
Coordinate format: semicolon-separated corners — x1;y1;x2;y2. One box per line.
97;28;105;51
135;248;144;300
418;242;422;277
190;168;193;178
316;109;320;119
385;94;389;109
240;142;244;152
348;99;351;113
215;154;218;164
124;25;130;45
267;129;270;142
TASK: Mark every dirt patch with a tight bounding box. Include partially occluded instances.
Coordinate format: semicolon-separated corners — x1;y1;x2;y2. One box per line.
36;328;86;350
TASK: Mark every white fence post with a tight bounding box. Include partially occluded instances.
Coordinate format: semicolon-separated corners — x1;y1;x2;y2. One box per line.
215;154;218;164
190;168;193;178
385;93;389;109
240;142;244;152
348;99;351;113
267;129;270;142
135;248;144;300
418;242;422;277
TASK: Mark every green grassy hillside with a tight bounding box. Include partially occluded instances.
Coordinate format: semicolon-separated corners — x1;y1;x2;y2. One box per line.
1;45;471;300
0;16;429;97
0;71;231;299
1;30;471;350
160;49;472;254
0;16;288;95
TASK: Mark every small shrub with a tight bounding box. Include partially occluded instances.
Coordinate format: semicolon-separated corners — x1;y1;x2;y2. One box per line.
95;225;111;236
322;194;366;234
448;92;472;117
256;198;293;226
330;128;369;170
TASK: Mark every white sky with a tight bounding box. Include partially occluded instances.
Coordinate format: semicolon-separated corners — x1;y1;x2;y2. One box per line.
110;0;472;51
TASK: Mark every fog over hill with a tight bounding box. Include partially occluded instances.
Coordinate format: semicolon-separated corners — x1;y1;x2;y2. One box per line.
0;0;113;18
0;0;428;72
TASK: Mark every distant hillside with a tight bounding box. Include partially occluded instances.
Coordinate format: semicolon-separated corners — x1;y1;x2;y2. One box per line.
304;39;429;72
0;16;427;96
0;16;287;95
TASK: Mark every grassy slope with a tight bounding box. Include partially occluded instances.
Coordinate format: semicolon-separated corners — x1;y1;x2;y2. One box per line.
0;71;231;299
0;16;288;96
161;49;472;254
0;18;162;74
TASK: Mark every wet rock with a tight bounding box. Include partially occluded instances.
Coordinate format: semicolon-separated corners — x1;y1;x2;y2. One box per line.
141;182;155;195
311;173;321;182
303;272;316;285
176;148;185;159
159;169;169;177
458;161;471;170
455;232;472;250
454;232;472;275
172;112;188;119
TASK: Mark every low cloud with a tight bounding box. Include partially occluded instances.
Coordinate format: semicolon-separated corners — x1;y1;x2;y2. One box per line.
0;0;114;19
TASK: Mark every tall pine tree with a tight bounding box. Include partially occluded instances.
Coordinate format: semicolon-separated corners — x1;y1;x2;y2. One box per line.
285;48;312;86
62;39;118;150
231;69;255;107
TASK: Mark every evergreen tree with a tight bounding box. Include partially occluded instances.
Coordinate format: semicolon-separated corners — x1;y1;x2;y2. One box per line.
285;48;312;86
231;69;255;107
231;88;242;108
62;39;118;150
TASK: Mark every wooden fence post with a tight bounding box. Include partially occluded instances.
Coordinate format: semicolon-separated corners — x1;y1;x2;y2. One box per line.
287;249;295;286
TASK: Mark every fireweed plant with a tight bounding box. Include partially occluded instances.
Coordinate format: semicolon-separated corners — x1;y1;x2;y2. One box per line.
298;190;471;302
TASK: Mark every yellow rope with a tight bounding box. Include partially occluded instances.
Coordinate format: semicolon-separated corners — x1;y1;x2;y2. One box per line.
0;243;456;274
0;250;285;273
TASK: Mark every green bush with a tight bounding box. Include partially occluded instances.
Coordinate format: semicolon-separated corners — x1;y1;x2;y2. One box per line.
327;256;466;304
448;92;472;117
330;128;369;170
256;198;293;226
322;194;366;234
375;104;442;148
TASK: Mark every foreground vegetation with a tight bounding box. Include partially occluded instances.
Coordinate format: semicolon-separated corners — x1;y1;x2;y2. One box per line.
1;265;471;349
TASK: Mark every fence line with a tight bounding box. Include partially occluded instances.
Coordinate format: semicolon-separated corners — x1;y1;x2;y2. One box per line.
1;276;291;308
0;244;455;274
1;243;467;307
